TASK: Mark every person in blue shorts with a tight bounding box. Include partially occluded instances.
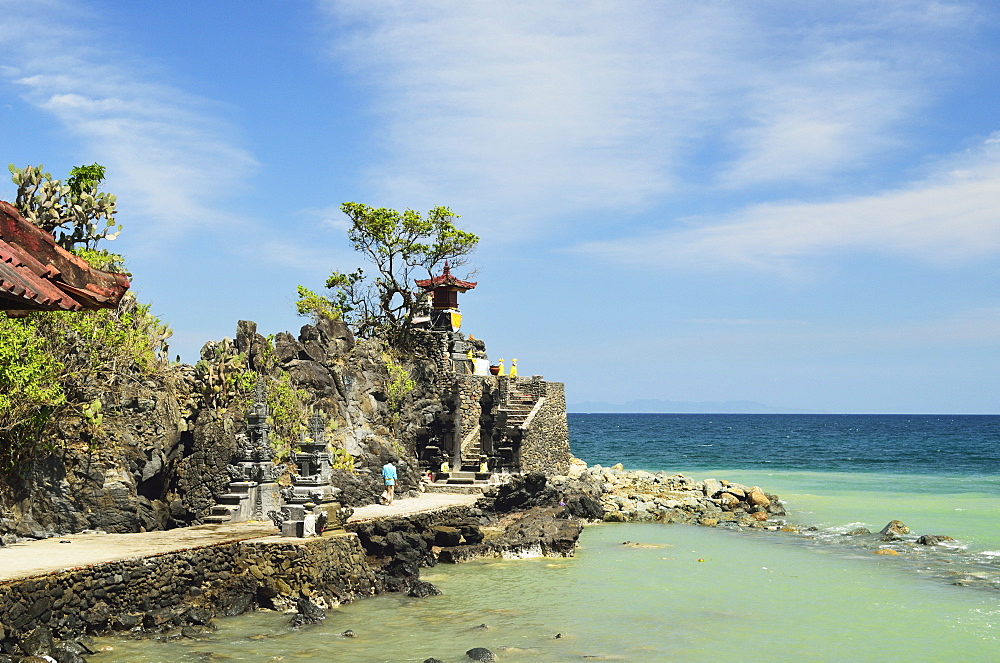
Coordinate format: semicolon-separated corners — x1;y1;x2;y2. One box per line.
382;457;398;504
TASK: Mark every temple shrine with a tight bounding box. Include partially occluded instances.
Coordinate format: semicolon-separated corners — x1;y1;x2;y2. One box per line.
414;261;477;332
409;262;571;487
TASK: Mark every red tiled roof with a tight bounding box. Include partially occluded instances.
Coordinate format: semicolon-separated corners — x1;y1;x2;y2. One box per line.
0;200;130;313
414;261;477;290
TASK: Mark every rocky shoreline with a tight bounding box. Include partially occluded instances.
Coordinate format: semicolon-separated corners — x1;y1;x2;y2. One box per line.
0;465;785;661
4;463;989;662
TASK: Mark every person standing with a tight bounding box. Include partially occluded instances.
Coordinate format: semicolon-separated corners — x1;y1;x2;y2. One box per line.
382;457;398;505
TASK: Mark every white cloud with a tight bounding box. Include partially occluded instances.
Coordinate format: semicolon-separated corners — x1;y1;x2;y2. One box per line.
317;0;971;237
250;239;354;276
0;1;257;247
574;132;1000;272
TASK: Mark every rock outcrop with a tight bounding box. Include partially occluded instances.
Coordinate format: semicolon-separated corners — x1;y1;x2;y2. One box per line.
0;318;447;541
543;464;786;529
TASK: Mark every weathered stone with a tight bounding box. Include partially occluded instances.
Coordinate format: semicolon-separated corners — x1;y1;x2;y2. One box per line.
718;493;740;507
289;598;326;627
19;626;53;657
407;580;442;598
748;489;771;507
466;647;496;662
431;526;462;547
879;520;910;536
702;478;723;497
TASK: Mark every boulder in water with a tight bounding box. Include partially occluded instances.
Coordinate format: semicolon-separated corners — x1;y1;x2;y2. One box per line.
407;580;442;598
289;598;325;627
702;478;723;498
748;488;771;507
879;520;910;537
466;647;497;662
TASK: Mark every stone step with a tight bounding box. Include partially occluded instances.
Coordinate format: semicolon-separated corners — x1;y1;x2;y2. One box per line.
203;514;233;524
210;505;240;516
216;494;248;504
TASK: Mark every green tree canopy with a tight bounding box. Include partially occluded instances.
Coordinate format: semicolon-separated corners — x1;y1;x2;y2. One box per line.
296;202;479;344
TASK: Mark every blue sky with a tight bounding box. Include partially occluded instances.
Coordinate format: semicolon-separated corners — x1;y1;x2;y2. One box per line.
2;0;998;413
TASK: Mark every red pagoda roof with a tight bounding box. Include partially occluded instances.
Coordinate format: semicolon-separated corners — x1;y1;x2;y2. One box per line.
415;262;477;290
0;200;130;313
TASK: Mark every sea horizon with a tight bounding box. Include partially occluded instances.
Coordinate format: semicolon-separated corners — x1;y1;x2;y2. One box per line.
568;406;1000;416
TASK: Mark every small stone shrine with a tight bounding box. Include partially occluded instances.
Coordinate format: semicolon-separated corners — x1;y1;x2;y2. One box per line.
269;412;348;537
207;380;284;523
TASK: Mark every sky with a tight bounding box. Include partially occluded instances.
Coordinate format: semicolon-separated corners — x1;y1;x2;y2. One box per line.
1;0;998;414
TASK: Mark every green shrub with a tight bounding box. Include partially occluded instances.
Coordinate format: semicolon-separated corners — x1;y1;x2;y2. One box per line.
0;294;170;470
0;316;66;469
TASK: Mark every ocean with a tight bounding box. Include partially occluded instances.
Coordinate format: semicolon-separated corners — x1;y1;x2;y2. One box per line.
92;413;1000;661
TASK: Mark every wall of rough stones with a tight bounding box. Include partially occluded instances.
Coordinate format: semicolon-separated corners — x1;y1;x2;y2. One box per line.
0;532;379;652
518;380;570;475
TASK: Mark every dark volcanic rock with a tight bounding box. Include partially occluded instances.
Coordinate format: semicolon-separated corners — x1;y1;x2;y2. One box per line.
466;647;496;662
289;598;326;627
406;580;442;598
19;626;54;658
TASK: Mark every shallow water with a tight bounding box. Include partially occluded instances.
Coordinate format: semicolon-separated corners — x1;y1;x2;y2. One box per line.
93;522;1000;662
92;415;1000;661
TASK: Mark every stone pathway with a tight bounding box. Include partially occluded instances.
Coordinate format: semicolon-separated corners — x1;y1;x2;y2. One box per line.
0;492;479;582
346;491;480;522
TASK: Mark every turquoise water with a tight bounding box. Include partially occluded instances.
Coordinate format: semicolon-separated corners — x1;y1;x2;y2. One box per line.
92;414;1000;661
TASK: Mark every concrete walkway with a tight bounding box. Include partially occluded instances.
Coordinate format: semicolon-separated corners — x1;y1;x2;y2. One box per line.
0;492;479;583
346;491;480;522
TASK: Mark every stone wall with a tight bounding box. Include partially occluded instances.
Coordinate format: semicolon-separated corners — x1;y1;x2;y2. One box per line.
424;374;570;474
0;533;379;652
518;380;570;475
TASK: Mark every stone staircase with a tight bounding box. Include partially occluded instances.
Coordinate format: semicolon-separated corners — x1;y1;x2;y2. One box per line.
203;481;254;524
494;391;538;469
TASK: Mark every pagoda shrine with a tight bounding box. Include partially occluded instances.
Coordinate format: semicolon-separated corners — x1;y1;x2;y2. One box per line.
414;261;477;332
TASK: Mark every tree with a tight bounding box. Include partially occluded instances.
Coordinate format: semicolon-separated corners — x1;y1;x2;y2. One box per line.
296;202;479;344
8;163;122;250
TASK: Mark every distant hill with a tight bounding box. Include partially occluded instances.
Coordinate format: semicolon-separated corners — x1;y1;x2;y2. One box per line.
566;399;819;414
